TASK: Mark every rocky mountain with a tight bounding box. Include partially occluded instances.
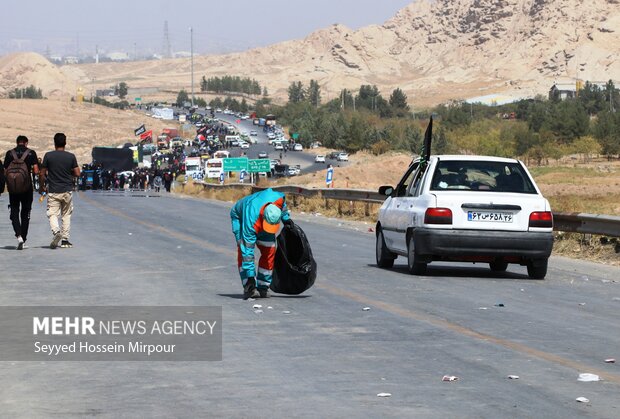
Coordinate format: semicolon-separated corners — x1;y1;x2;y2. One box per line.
4;1;620;106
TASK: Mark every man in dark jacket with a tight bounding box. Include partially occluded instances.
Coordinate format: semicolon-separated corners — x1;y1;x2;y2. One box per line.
3;136;39;249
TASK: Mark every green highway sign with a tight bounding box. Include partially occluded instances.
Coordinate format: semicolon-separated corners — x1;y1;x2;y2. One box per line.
135;97;142;101
223;157;248;172
292;133;300;140
248;159;271;173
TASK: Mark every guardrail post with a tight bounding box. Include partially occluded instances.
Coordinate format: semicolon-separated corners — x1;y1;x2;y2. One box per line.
365;202;370;217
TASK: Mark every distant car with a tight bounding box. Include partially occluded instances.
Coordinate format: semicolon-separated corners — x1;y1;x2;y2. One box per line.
315;155;326;163
250;130;258;136
274;143;284;150
376;155;554;279
258;151;269;159
267;132;276;140
336;152;349;161
293;143;303;151
215;108;222;113
239;141;250;149
327;151;340;160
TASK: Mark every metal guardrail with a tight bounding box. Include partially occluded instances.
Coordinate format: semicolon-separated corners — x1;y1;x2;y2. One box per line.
195;182;620;237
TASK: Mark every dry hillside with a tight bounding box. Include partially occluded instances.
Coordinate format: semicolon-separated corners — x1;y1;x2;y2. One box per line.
57;0;620;106
0;99;174;164
0;53;78;98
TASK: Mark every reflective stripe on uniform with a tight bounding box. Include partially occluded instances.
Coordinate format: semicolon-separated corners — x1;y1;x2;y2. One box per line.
258;267;273;276
257;240;276;248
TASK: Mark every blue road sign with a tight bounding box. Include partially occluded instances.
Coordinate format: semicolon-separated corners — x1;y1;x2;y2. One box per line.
326;167;334;186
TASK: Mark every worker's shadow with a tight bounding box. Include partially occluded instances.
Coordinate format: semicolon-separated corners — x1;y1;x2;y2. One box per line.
217;293;311;300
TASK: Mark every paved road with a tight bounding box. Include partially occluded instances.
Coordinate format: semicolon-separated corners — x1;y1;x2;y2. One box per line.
1;191;619;418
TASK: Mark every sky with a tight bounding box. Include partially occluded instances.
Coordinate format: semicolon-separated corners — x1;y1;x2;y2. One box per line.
0;0;414;56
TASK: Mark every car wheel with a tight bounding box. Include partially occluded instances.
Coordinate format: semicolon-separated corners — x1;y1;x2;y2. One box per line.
376;229;396;268
407;235;427;275
527;258;548;280
489;260;508;272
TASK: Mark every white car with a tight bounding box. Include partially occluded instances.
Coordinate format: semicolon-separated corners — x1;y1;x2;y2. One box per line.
267;132;276;140
293;143;303;151
250;130;258;136
315;155;326;163
336;152;349;161
375;155;554;279
274;143;284;151
239;141;250;149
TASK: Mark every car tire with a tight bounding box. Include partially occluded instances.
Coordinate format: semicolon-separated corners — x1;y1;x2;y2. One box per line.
407;235;427;275
489;260;508;272
527;258;548;280
376;229;396;268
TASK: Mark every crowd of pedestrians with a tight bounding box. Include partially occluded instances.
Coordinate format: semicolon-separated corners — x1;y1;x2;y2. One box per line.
0;133;79;250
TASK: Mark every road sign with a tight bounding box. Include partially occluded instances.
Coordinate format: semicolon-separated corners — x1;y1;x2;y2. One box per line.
135;97;142;102
292;133;300;140
223;157;248;172
247;159;271;173
219;172;225;184
240;170;246;183
326;167;334;186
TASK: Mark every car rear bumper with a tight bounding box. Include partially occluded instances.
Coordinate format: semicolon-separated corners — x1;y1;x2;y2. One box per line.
414;228;553;260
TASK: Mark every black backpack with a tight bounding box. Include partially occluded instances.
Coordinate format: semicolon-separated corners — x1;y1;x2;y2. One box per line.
6;149;32;194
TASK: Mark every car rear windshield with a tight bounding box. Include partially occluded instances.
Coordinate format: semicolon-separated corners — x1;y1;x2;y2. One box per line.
430;160;537;194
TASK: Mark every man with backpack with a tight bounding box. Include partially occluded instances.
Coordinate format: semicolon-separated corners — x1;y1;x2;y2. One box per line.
3;135;39;250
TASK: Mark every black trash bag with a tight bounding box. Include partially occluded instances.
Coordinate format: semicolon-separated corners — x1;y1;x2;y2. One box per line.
270;222;317;295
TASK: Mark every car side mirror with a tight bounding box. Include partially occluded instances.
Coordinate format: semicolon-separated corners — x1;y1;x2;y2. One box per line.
379;185;394;196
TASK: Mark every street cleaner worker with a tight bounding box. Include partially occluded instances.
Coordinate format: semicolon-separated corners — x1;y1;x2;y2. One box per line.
230;188;292;299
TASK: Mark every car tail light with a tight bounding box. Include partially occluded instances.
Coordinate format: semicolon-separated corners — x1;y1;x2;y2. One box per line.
529;211;553;228
425;208;453;225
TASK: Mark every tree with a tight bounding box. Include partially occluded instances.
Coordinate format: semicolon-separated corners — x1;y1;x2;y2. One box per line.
263;86;269;96
308;79;321;107
287;81;305;104
116;82;128;99
200;76;207;92
389;88;410;117
176;89;189;106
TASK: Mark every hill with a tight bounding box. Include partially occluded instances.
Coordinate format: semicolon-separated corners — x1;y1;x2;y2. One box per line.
0;52;77;98
63;0;620;106
0;99;173;164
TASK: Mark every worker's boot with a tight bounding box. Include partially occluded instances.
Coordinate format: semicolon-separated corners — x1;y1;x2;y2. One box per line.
243;277;260;300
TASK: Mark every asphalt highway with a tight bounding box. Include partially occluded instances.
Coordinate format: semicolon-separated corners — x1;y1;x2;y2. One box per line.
0;190;619;418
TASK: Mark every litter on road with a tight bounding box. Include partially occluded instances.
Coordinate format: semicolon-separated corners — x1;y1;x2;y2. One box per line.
362;307;371;311
254;310;263;314
578;373;600;382
442;375;459;382
478;307;489;310
604;358;616;363
282;311;291;314
267;306;273;310
377;393;392;397
507;375;520;379
494;303;505;307
576;397;590;403
253;304;262;309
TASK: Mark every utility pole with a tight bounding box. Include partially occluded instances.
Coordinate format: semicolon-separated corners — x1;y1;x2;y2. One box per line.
190;27;194;107
353;95;356;111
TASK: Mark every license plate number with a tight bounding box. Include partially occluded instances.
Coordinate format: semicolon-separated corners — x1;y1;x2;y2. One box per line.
467;211;513;223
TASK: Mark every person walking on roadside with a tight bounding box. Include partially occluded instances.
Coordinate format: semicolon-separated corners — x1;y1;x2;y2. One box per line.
230;188;292;299
39;133;80;249
3;135;39;250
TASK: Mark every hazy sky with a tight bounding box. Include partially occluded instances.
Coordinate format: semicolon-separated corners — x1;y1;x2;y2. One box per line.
0;0;414;56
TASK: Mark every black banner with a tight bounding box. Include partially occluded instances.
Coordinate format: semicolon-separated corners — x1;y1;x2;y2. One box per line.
134;124;146;136
92;147;134;171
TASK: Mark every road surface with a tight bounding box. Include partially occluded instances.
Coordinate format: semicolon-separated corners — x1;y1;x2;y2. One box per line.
0;190;619;418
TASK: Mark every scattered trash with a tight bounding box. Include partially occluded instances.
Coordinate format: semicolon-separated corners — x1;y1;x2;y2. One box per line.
362;307;371;311
605;358;616;363
478;307;489;310
578;373;600;382
128;233;133;236
520;289;525;292
442;375;459;382
377;393;391;398
507;375;520;380
601;280;611;283
177;246;182;249
581;276;589;281
579;303;586;306
267;306;273;310
314;212;322;217
254;310;263;314
368;227;374;233
575;397;589;403
252;304;262;309
381;377;386;381
613;297;620;302
282;311;291;314
495;303;505;307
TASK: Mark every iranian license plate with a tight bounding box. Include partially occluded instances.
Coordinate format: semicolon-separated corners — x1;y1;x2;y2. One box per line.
467;211;513;223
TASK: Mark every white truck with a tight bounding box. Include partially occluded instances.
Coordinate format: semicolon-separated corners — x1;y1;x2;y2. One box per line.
185;157;203;181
